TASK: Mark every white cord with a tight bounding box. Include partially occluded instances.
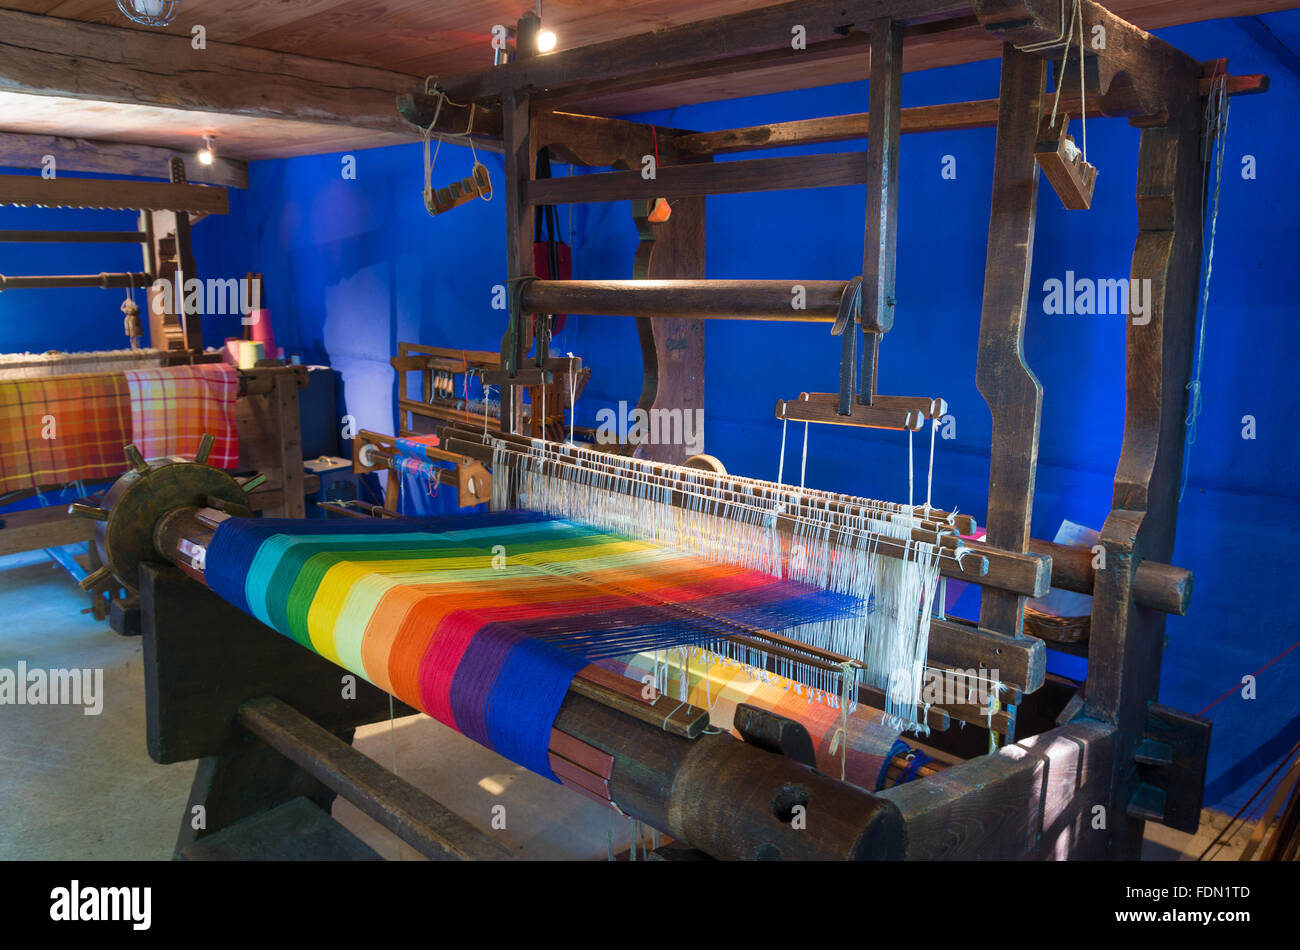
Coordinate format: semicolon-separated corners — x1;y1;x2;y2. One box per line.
776;412;788;487
799;421;809;489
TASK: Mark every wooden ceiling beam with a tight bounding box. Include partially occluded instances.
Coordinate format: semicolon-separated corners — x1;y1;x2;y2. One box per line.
436;0;970;103
0;8;421;138
0;174;229;215
540;15;980;111
0;131;249;189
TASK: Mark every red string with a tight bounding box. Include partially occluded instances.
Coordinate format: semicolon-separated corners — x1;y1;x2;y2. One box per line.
1198;638;1300;716
463;349;470;426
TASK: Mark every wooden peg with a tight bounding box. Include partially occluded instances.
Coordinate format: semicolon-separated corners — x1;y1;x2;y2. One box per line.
1034;114;1097;210
195;432;215;465
124;443;149;473
78;565;114;592
68;502;108;521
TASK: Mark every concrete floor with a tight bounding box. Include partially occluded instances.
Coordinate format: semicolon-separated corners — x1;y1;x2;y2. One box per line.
0;545;1254;861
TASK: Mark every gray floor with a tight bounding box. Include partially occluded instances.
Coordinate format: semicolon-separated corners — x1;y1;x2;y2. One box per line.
0;546;642;861
0;545;1250;861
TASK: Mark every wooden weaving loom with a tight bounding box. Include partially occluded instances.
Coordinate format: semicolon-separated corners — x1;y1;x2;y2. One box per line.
0;164;314;623
2;165;313;623
83;0;1267;861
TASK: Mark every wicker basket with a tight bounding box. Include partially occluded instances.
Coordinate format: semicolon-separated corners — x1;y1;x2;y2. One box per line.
1024;606;1090;643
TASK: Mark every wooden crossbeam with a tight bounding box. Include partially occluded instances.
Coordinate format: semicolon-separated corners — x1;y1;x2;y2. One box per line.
436;0;964;103
0;131;248;189
521;278;861;326
674;69;1267;155
973;0;1200;117
0;7;418;137
525;152;867;205
0;173;228;214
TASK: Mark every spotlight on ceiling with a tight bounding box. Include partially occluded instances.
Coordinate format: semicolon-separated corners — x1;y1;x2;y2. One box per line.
115;0;180;28
535;2;557;53
197;135;216;166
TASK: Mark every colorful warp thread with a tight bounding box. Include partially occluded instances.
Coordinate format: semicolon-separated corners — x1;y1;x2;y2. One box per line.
394;433;441;462
205;511;859;781
392;434;444;496
123;363;238;467
600;651;901;790
0;372;131;492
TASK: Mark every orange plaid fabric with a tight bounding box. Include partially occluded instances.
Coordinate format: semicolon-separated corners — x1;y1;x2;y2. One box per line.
123;363;239;468
0;372;132;493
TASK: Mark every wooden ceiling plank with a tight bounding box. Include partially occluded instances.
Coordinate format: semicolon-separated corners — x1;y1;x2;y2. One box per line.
0;7;421;137
0;130;249;187
0;1;1286;161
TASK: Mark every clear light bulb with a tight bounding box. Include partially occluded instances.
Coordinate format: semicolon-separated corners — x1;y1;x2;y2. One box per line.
537;29;557;53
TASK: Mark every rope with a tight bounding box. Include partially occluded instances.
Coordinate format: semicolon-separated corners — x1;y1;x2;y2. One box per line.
420;82;491;214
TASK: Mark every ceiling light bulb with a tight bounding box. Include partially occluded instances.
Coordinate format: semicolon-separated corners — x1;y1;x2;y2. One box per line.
537;29;557;53
197;135;215;166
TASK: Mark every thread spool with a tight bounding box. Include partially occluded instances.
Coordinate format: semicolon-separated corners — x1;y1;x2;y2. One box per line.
246;308;275;358
237;339;265;369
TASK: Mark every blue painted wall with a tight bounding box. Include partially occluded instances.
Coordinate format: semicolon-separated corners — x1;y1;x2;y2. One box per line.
2;12;1296;815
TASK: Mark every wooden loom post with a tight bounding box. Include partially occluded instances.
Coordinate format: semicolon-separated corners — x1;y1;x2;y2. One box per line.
1084;80;1207;856
145;210;178;355
635;135;707;466
975;45;1047;639
527;109;706;465
498;13;539;438
234;365;309;517
859;17;903;405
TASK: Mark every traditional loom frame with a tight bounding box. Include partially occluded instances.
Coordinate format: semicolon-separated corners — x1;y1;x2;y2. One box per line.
0;158;229;357
0;162;312;610
393;0;1264;858
391;341;589;442
108;0;1269;861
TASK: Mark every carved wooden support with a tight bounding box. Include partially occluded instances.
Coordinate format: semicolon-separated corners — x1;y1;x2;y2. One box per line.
974;46;1047;639
1084;76;1205;856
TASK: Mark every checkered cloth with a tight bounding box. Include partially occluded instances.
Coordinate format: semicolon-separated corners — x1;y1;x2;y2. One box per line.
0;372;132;493
123;363;239;468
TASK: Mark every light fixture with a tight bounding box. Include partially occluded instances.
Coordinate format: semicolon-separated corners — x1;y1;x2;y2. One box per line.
197;135;216;166
535;1;557;53
115;0;180;27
